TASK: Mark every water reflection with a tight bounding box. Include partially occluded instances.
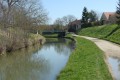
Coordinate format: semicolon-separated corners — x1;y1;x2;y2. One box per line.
0;38;75;80
108;57;120;80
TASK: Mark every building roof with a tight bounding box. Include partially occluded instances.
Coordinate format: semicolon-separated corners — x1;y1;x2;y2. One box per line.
69;19;81;25
103;12;115;20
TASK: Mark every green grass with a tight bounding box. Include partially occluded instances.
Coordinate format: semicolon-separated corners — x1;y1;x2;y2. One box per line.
78;24;120;44
78;24;118;38
57;37;112;80
106;28;120;44
43;34;58;38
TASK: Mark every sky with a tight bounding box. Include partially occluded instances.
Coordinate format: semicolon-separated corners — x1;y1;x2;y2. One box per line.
42;0;118;24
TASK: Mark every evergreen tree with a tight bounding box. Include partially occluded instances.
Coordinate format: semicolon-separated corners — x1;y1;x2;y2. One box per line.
116;0;120;25
81;7;89;24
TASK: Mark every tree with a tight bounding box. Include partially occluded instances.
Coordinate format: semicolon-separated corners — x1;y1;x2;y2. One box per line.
53;15;76;31
88;10;98;22
81;7;89;24
62;15;76;26
0;0;48;32
116;0;120;25
54;18;64;30
0;0;20;28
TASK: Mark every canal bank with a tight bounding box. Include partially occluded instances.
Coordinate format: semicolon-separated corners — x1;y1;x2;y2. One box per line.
0;38;75;80
57;36;113;80
0;34;45;55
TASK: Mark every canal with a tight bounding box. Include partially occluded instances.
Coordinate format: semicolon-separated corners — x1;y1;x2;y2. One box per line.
0;38;75;80
108;56;120;80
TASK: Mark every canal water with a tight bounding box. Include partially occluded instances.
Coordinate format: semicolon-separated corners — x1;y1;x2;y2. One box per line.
0;38;75;80
108;57;120;80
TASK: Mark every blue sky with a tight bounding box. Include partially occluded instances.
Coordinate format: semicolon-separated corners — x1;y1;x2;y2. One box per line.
42;0;118;23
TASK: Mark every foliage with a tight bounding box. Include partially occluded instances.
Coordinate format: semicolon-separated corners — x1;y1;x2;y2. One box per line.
81;7;89;24
0;0;47;53
0;28;45;54
116;0;120;25
81;7;100;28
53;15;76;31
88;10;98;22
81;23;92;28
57;37;112;80
62;15;76;26
68;25;76;32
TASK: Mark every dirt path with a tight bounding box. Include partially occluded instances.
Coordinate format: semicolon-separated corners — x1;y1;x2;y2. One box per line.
80;36;120;58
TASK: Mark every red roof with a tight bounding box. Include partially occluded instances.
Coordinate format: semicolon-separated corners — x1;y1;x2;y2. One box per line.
103;12;115;20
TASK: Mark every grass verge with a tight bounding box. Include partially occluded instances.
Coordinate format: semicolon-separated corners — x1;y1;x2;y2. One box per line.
57;37;112;80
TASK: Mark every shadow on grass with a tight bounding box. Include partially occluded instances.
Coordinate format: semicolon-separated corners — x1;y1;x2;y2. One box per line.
105;26;120;38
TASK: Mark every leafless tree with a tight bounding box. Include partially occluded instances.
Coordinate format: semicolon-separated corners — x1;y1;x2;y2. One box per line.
62;15;76;26
53;15;76;31
0;0;49;52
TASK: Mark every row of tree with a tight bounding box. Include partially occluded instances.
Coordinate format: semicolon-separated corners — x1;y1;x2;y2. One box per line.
52;7;100;31
82;0;120;27
53;15;76;30
51;0;120;32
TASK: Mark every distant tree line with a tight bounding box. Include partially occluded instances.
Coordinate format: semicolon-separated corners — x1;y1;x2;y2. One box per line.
52;7;101;31
53;15;76;31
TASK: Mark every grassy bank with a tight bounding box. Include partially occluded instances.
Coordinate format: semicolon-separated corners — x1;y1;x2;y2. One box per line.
0;28;45;54
78;24;120;44
78;24;118;38
106;28;120;44
57;37;112;80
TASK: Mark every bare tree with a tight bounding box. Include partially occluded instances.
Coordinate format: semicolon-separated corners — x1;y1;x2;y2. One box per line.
0;0;20;28
53;15;76;31
54;18;64;30
62;15;76;26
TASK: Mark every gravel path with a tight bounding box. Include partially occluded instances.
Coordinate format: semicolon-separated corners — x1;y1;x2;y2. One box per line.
80;36;120;58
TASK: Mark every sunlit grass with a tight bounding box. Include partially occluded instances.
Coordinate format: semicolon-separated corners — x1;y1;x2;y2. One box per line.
106;28;120;44
57;37;112;80
78;24;117;38
78;24;120;44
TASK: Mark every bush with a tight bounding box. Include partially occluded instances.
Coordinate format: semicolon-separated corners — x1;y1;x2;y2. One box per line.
81;23;92;28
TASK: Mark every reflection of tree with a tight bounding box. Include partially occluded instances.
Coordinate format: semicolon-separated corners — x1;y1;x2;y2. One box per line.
4;57;50;80
68;41;76;50
0;38;76;80
54;44;69;55
43;38;75;55
0;45;50;80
